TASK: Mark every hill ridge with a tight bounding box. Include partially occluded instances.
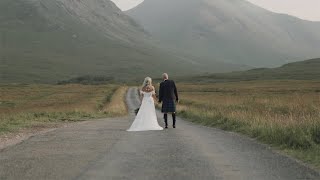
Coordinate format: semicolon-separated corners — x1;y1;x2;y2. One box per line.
0;0;243;83
127;0;320;67
186;58;320;82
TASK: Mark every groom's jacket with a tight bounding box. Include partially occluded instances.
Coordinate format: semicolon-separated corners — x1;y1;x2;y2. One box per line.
159;80;179;102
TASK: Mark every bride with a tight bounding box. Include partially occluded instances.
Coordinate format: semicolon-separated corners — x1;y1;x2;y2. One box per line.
127;77;163;132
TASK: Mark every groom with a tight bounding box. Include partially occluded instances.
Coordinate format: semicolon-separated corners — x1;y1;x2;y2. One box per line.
158;73;179;128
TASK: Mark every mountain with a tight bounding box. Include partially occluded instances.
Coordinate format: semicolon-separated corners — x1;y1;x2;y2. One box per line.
127;0;320;67
0;0;243;84
185;58;320;82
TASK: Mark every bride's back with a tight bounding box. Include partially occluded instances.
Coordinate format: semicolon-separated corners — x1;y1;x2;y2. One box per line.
142;85;154;93
141;85;155;97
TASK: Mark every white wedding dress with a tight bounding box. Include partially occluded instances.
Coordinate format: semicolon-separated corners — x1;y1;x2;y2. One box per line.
127;91;163;132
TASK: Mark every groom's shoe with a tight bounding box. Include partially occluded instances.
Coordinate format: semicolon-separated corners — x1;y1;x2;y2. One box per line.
164;123;168;129
173;125;176;128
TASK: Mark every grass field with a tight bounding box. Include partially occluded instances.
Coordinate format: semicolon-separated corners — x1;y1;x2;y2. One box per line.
177;80;320;169
0;84;128;134
1;81;319;168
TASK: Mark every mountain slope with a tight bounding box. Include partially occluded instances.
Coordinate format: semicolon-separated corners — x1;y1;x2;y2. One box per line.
186;58;320;82
0;0;242;83
127;0;320;67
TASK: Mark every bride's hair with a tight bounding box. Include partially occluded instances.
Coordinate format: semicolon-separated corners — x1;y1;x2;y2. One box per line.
142;77;152;88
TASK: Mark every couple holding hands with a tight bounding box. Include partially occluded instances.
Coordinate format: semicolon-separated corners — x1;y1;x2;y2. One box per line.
127;73;179;132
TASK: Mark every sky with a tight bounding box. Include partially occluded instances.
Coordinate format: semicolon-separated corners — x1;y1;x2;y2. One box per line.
111;0;144;11
246;0;320;21
111;0;320;21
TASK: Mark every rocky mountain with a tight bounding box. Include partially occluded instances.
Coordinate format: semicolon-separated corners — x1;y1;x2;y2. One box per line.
0;0;242;83
127;0;320;67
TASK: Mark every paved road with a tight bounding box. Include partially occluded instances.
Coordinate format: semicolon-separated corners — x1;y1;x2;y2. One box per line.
0;88;319;180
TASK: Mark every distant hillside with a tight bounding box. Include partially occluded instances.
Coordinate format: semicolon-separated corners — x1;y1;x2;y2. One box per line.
186;58;320;82
0;0;242;84
127;0;320;67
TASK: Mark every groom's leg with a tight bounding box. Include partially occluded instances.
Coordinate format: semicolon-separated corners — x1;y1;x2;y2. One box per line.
164;113;168;128
172;113;176;128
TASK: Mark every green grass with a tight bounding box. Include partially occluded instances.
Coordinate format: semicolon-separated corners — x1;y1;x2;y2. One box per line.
0;111;99;133
177;81;320;169
0;84;128;134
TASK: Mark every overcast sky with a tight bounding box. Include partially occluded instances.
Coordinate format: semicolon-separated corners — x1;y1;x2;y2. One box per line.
111;0;320;21
247;0;320;21
111;0;143;11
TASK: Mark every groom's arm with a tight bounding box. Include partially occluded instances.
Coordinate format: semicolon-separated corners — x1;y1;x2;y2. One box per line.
173;81;179;102
158;83;163;103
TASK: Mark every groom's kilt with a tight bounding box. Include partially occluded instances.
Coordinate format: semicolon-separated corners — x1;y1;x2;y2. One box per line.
161;99;176;113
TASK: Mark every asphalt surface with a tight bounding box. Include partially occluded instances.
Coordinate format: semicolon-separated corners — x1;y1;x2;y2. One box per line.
0;87;319;180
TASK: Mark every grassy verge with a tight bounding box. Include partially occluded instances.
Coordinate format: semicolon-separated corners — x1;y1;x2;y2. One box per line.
177;80;320;169
0;84;128;134
102;86;128;117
